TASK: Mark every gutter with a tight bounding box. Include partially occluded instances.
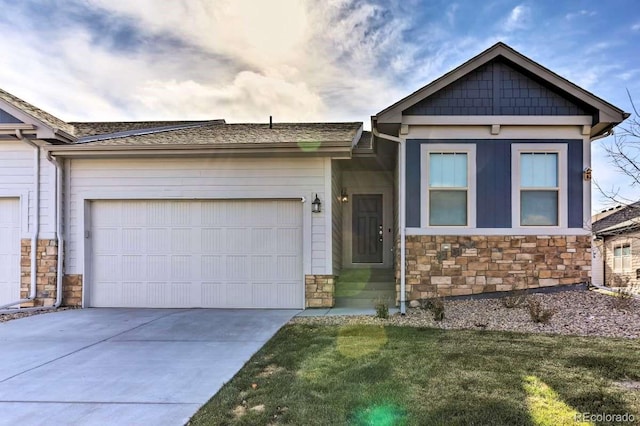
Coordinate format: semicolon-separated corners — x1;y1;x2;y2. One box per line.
371;126;407;315
0;130;40;309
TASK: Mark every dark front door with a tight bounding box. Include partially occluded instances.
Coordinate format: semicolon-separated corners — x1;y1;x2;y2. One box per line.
352;194;383;263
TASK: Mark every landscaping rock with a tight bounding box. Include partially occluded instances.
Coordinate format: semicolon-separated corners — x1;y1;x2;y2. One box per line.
292;290;640;339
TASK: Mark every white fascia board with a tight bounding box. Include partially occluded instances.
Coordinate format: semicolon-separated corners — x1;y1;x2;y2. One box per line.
402;115;593;126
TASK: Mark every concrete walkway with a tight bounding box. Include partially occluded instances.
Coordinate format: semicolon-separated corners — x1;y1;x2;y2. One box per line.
0;308;296;426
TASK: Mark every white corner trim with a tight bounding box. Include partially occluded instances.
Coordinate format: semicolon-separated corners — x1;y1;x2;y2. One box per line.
511;143;568;229
420;143;477;229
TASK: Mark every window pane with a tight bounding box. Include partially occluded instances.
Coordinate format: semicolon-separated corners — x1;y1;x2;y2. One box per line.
614;257;622;271
430;190;467;226
521;153;558;188
614;246;622;257
623;256;631;270
520;191;558;225
622;245;631;256
429;153;467;187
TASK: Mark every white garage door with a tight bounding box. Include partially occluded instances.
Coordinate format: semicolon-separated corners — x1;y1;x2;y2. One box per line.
0;198;20;306
89;200;303;308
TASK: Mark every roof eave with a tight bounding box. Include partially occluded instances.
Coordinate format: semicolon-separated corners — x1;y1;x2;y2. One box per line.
44;141;354;158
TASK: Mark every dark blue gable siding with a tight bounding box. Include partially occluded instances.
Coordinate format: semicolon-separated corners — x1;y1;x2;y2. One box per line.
0;109;22;123
477;141;511;227
404;61;590;116
406;139;583;229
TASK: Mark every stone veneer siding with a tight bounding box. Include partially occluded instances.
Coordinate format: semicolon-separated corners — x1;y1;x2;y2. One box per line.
62;274;83;307
305;275;335;308
20;239;58;307
401;235;591;300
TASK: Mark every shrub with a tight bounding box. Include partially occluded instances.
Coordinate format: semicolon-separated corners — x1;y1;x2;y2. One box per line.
611;287;635;310
374;297;389;319
502;289;528;308
527;298;555;324
429;297;445;321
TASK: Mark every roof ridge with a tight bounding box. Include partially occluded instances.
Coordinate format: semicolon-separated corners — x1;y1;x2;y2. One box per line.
77;121;222;144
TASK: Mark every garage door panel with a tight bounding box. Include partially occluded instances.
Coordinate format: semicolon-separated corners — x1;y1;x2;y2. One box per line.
227;228;249;253
202;228;224;253
93;228;119;253
147;228;169;253
122;228;144;252
90;200;302;308
252;228;275;253
171;255;193;279
201;255;223;279
94;255;120;281
122;255;145;280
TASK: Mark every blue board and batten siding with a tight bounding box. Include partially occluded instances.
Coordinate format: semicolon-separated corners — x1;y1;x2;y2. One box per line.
404;61;591;117
406;139;584;228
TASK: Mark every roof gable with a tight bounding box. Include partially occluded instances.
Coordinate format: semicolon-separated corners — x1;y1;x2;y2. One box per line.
404;60;591;117
375;42;628;137
0;88;76;142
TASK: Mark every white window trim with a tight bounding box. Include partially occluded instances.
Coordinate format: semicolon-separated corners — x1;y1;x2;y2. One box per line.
612;241;632;273
512;143;568;230
420;144;477;229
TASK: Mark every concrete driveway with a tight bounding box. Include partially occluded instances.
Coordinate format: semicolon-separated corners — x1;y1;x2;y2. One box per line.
0;308;296;426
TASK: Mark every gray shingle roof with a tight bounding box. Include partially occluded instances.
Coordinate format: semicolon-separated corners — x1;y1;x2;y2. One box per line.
0;88;76;136
593;201;640;235
70;120;221;138
72;122;362;146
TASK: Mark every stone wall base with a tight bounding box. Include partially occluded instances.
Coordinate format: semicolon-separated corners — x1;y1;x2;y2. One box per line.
403;235;590;301
20;239;58;307
305;275;335;308
62;275;83;307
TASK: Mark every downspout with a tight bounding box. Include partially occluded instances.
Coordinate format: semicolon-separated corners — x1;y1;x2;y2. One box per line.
0;153;64;314
372;127;407;315
0;130;39;309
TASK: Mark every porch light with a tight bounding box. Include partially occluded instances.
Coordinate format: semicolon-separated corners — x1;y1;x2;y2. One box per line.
312;194;322;213
340;189;349;203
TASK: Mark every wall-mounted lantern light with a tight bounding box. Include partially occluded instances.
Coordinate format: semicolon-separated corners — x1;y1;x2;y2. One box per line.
583;167;592;181
340;189;349;203
312;194;322;213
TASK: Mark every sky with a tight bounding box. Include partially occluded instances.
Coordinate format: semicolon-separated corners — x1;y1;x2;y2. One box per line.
0;0;638;213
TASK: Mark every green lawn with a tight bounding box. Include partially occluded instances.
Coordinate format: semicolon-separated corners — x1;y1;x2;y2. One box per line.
189;325;640;425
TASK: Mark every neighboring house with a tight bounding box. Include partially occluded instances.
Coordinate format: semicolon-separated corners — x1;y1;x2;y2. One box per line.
592;202;640;288
0;42;629;311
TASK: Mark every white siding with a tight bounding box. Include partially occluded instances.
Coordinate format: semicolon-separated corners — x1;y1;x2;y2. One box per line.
591;239;604;286
66;157;329;276
0;141;55;238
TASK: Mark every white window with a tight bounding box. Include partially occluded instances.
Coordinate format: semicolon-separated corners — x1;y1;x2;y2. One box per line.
613;243;631;273
512;144;567;229
421;144;476;227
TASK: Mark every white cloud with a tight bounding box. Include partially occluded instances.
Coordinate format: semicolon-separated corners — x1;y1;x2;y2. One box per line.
0;0;418;124
505;5;530;31
565;9;596;20
632;23;640;31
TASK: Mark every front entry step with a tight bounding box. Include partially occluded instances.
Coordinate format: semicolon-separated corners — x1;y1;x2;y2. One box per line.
334;268;395;309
